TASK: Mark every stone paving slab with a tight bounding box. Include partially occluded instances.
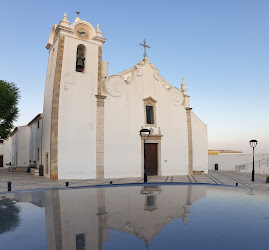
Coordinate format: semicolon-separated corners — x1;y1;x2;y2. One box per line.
0;168;269;193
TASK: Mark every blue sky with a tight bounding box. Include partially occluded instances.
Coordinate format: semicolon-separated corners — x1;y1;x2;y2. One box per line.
0;0;268;153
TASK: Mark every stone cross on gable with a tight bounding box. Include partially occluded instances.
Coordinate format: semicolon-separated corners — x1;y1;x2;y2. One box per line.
139;39;150;58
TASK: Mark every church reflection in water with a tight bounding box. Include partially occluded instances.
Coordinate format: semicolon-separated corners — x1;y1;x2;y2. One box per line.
11;185;207;249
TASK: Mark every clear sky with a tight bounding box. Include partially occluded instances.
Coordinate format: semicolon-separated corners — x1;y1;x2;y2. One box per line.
0;0;268;153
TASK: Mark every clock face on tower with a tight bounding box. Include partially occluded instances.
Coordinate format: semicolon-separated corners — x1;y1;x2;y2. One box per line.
74;25;91;40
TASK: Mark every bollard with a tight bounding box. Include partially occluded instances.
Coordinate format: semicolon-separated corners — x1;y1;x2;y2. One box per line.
39;165;44;176
7;182;11;191
236;183;238;186
144;172;148;183
66;182;69;187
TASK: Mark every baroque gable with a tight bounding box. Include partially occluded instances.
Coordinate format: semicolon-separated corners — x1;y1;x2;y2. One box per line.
103;57;185;107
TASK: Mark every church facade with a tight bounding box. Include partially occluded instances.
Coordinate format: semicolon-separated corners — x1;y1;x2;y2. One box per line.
8;185;207;248
41;14;208;180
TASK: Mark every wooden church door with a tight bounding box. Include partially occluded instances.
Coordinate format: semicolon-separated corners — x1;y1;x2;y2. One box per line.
145;143;158;176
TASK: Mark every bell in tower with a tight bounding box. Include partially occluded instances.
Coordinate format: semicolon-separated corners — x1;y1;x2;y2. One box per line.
76;45;85;72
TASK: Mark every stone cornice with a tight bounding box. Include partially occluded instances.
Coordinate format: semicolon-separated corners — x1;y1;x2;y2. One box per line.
95;95;107;99
143;96;157;104
27;113;42;126
55;33;105;46
10;127;18;137
141;134;163;140
55;24;73;33
91;36;107;44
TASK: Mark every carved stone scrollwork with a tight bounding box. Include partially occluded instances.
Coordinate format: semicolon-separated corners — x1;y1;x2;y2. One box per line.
124;66;142;85
170;88;184;106
125;76;132;84
106;213;126;229
105;75;125;97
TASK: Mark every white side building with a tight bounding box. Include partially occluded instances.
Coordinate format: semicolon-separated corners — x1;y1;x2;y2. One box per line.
28;114;42;166
10;126;30;167
0;138;12;168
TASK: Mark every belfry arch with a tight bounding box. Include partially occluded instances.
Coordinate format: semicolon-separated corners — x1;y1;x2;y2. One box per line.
76;44;86;72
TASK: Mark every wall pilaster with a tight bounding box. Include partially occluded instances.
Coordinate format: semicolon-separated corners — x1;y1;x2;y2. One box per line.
186;107;193;175
97;46;102;95
50;36;65;180
96;95;106;178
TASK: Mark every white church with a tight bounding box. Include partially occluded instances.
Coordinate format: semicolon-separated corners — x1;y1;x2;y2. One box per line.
5;14;208;180
8;185;207;248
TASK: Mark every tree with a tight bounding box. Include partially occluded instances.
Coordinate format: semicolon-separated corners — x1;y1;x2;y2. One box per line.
0;198;21;235
0;80;20;139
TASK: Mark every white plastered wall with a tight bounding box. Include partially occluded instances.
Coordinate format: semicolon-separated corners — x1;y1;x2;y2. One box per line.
191;112;208;173
29;125;34;161
209;154;269;174
0;137;12;167
11;133;18;166
11;126;30;167
29;118;42;166
18;126;30;167
104;62;189;178
58;189;100;249
57;36;98;179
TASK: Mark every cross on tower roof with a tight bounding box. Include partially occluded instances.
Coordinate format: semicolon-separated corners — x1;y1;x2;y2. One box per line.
139;39;150;58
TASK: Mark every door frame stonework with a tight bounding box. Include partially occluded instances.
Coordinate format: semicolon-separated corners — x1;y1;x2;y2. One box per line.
140;136;162;177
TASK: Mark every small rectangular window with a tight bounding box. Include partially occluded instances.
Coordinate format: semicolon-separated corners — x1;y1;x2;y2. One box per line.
147;196;155;206
0;140;3;144
76;234;85;250
146;106;154;124
37;121;39;129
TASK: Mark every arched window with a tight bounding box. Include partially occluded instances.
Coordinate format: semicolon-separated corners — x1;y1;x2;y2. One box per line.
76;44;86;72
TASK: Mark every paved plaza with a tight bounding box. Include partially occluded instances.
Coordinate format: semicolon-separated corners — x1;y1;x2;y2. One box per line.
0;168;269;193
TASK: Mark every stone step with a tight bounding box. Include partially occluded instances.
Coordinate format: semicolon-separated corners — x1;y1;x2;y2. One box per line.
30;168;39;176
9;166;28;172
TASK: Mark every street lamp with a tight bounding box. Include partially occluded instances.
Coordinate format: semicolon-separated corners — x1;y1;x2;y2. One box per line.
249;139;258;182
140;129;151;183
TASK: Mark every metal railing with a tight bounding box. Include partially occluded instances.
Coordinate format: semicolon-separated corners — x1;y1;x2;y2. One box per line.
235;158;269;172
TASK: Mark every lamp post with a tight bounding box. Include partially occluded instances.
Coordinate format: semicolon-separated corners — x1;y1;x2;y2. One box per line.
249;139;258;182
140;129;151;183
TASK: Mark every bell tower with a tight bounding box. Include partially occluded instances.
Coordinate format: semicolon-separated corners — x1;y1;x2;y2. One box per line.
42;13;106;179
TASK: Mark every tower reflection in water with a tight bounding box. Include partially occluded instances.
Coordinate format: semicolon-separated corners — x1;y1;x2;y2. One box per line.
8;185;206;249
